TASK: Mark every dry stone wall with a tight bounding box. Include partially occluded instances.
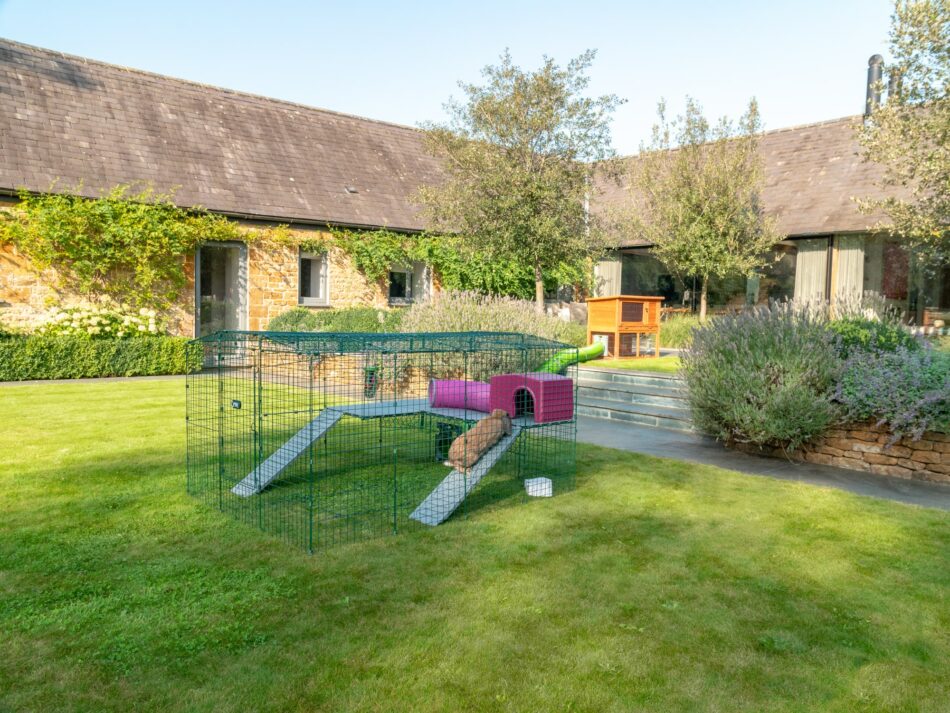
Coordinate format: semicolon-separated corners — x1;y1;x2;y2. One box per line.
733;423;950;484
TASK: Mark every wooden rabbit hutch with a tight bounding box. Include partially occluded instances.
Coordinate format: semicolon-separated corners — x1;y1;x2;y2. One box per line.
586;295;664;358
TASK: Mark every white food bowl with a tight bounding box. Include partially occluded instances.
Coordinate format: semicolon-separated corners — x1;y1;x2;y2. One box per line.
524;477;553;497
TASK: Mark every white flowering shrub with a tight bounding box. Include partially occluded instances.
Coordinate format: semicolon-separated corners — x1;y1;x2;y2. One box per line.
38;306;162;339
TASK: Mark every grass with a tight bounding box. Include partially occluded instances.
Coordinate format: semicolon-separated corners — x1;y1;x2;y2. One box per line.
659;314;703;349
2;379;949;712
586;355;682;373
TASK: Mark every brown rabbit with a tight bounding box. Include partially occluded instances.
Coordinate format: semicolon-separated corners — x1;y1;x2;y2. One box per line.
445;409;512;471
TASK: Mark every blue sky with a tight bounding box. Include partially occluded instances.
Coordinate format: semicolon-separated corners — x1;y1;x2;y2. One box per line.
0;0;895;154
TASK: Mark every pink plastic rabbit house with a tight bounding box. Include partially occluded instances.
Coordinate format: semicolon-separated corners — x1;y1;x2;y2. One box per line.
489;372;573;424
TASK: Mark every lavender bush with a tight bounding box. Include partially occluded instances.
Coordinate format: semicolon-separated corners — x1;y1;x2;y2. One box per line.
399;291;586;346
682;303;842;450
835;346;949;442
397;291;585;381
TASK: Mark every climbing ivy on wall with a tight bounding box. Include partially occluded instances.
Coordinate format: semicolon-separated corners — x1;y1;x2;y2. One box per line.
0;184;591;311
328;227;591;300
2;185;241;310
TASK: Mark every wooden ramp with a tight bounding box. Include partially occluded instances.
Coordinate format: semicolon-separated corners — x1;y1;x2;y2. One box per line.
232;398;508;498
410;426;522;526
231;410;343;497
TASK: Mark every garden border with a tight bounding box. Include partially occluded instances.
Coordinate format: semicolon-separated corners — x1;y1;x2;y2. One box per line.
732;422;950;484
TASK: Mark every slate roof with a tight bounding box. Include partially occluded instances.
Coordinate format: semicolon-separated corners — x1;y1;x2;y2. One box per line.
0;38;441;230
0;38;897;239
597;115;896;246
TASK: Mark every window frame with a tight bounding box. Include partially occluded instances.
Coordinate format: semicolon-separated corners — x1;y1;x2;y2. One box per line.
298;250;330;307
388;266;414;306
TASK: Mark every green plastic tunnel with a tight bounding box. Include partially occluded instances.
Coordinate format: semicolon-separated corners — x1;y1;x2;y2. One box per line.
538;341;605;374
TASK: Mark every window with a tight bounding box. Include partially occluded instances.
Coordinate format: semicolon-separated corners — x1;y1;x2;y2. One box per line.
620;249;693;308
755;242;798;304
863;236;909;301
388;267;412;305
299;251;329;306
388;262;432;305
197;243;247;337
793;237;831;301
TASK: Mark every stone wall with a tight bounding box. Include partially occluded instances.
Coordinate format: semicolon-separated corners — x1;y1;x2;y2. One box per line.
245;225;390;331
733;423;950;484
1;219;396;337
0;242;60;329
0;242;195;335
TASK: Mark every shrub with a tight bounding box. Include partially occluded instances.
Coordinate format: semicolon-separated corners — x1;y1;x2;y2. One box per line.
835;346;949;442
828;316;919;357
37;305;162;338
398;291;586;346
0;317;17;338
268;306;403;333
682;303;841;450
0;335;202;381
660;313;702;349
268;307;321;332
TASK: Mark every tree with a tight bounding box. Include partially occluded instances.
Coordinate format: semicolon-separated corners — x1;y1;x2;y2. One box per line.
857;0;949;268
627;98;781;321
415;50;621;311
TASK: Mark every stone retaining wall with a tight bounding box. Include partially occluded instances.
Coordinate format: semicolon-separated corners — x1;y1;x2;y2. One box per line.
733;423;950;484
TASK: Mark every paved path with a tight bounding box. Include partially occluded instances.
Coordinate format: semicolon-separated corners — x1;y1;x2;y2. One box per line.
577;416;950;511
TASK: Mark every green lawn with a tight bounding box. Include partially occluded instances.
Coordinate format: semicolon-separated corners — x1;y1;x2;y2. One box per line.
585;355;682;373
1;380;949;712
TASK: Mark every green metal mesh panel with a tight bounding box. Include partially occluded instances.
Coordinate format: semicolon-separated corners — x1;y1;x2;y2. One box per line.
186;331;577;552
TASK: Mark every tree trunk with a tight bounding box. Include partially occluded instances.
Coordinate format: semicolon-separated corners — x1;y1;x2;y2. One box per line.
534;262;545;314
699;276;709;323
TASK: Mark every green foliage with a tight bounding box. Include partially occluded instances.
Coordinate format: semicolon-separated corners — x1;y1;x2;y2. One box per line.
0;316;17;338
0;335;202;380
660;313;703;348
628;99;781;320
2;182;589;314
399;291;587;346
267;306;404;333
682;304;842;450
329;228;420;283
857;0;950;268
266;307;322;332
433;246;541;298
836;346;949;440
416;50;621;308
428;238;589;299
828;316;920;356
1;185;240;311
329;227;589;299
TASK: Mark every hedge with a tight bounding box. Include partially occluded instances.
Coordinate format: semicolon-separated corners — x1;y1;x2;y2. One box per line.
0;335;203;381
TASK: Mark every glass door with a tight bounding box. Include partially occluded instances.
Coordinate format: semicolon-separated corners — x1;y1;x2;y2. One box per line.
197;243;247;337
